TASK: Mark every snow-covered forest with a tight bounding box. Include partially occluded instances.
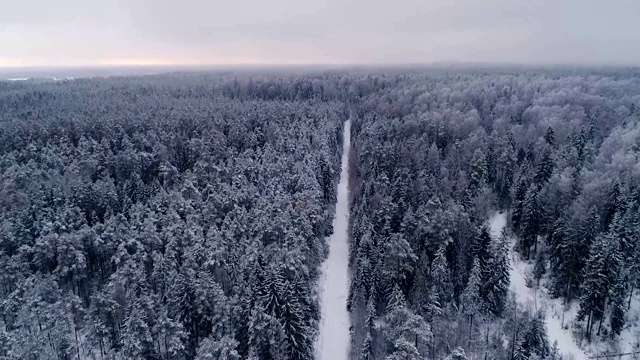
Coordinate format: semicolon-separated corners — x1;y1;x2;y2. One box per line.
347;69;640;359
0;68;639;360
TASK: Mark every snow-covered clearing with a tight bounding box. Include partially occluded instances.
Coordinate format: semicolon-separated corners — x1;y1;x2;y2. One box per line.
489;212;589;360
315;120;352;360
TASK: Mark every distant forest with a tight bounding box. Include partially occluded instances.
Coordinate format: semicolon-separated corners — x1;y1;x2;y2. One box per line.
0;68;639;360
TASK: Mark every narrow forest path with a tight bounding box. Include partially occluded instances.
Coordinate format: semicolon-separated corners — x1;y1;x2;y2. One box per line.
489;212;588;360
315;119;352;360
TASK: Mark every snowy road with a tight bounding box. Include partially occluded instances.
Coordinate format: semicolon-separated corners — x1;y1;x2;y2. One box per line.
315;120;352;360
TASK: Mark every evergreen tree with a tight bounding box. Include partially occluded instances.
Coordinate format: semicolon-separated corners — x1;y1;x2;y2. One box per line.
153;307;186;359
469;149;489;193
383;232;417;287
602;182;621;230
361;331;374;360
384;286;431;358
520;185;541;258
512;179;528;232
430;246;453;307
195;335;241;360
577;232;622;340
614;196;640;298
534;147;554;186
121;301;154;360
533;249;546;285
544;126;555;146
518;314;549;359
462;258;485;322
445;347;468;360
486;229;511;316
609;274;627;337
472;226;492;265
386;337;420;360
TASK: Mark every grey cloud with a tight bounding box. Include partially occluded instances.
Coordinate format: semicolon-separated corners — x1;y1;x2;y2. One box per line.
0;0;639;66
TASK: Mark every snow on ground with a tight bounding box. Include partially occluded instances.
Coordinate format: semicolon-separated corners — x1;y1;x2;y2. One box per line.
617;295;640;354
315;120;352;360
489;212;589;360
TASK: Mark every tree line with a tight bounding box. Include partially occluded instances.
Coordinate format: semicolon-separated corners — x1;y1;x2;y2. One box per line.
0;68;639;359
0;73;352;359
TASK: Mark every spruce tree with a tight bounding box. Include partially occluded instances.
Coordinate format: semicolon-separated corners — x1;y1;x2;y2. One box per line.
609;276;627;337
512;179;528;233
534;147;554;186
577;232;621;340
519;314;549;359
386;337;421;360
533;249;546;285
544;126;555;146
445;347;468;360
431;246;453;306
361;331;374;360
195;335;241;360
486;229;511;316
462;258;485;324
121;301;154;360
520;185;541;258
383;232;417;287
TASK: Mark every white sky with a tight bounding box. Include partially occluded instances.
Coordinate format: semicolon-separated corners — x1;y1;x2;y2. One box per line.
1;0;639;67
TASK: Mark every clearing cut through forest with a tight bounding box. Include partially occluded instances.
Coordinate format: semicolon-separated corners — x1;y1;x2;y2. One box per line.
315;119;352;360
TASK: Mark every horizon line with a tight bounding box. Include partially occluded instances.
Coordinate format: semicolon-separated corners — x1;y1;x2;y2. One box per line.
1;61;640;70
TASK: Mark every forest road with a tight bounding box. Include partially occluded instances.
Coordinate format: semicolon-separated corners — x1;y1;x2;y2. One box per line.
315;119;352;360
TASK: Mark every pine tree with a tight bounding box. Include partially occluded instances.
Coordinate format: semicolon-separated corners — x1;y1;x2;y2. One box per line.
248;304;288;360
614;196;640;300
366;297;377;332
121;301;154;360
486;229;511;316
195;335;241;360
469;149;489;193
577;232;621;340
495;133;517;207
431;246;453;306
462;258;485;323
153;307;186;359
512;179;528;232
548;215;588;299
520;185;541;258
544;126;555;146
609;275;627;337
386;337;420;360
519;314;549;359
424;286;443;322
513;344;529;360
279;278;311;360
384;285;431;358
427;142;441;177
472;226;492;265
445;347;468;360
383;232;417;286
608;227;627;338
534;147;554;186
602;182;621;230
533;249;546;285
361;331;374;360
387;285;407;314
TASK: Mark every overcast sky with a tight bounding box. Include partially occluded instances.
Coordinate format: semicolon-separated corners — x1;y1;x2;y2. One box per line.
1;0;639;67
